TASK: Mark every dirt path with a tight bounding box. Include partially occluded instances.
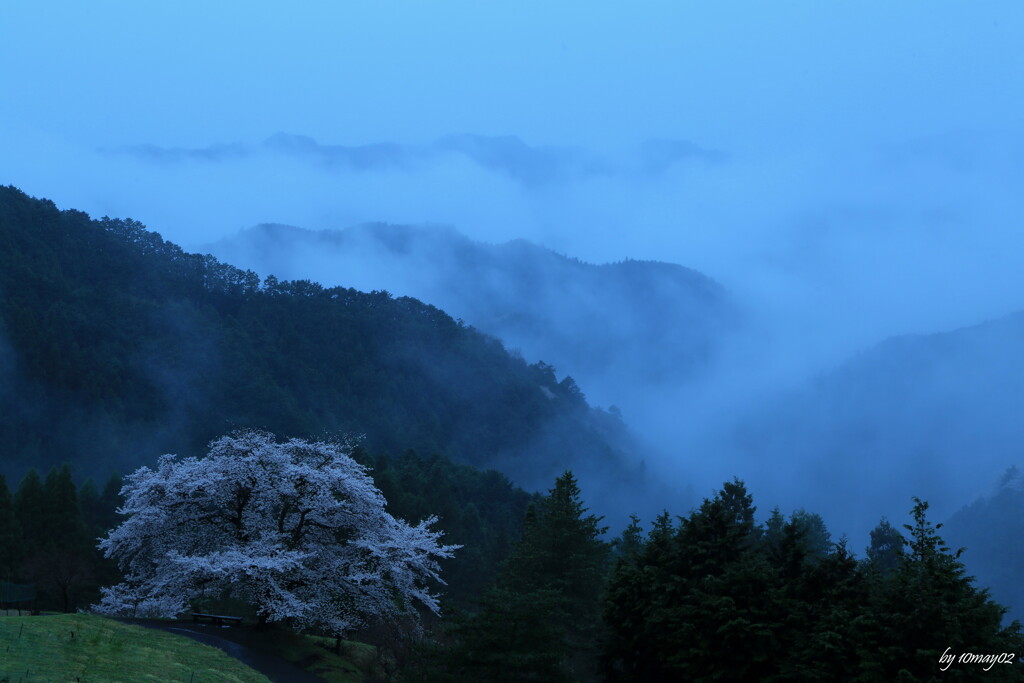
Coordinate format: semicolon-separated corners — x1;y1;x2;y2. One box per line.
118;619;326;683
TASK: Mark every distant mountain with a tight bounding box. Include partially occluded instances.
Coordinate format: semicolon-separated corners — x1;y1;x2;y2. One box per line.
205;222;737;409
105;133;728;186
944;467;1024;624
732;311;1024;547
880;129;1024;173
637;138;730;175
0;186;644;500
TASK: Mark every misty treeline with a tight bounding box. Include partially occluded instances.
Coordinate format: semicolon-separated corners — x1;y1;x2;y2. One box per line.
943;468;1024;628
0;185;640;498
206;220;734;403
0;466;122;613
398;474;1021;682
7;458;1017;681
3;184;1022;679
0;450;532;616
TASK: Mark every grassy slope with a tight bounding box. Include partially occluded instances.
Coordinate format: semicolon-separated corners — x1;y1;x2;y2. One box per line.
0;613;270;682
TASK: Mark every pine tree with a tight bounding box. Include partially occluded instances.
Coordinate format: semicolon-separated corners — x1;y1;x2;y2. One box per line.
774;536;871;680
866;517;905;575
29;464;92;612
502;472;609;607
673;479;778;680
611;514;644;560
789;508;831;559
501;472;609;675
864;498;1024;681
97;471;124;535
78;477;101;536
0;475;20;578
764;505;786;552
604;480;779;681
425;588;570;682
43;464;85;545
602;513;678;681
434;472;610;681
602;490;1024;681
14;469;47;558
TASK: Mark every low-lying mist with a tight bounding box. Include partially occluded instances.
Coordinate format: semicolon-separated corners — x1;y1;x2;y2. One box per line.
3;128;1024;550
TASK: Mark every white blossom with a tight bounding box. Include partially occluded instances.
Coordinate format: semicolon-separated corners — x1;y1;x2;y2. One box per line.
91;430;459;637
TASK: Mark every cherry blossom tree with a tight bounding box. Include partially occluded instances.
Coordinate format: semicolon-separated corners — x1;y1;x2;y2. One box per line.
91;430;459;639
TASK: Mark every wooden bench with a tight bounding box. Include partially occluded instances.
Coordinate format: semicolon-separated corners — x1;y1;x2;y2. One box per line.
191;612;243;626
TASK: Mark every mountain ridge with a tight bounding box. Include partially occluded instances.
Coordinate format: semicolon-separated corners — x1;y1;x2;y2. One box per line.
207;220;736;409
0;186;645;506
104;132;729;186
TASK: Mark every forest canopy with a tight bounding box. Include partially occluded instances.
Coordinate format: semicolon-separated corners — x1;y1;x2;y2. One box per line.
0;185;638;495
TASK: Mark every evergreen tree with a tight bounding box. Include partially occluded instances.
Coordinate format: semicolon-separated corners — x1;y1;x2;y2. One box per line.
601;485;1024;681
610;514;644;560
866;517;905;575
671;479;778;680
432;472;610;681
943;467;1024;627
604;480;780;681
772;535;871;680
790;508;831;559
78;477;101;537
602;512;676;681
0;185;638;495
422;588;570;682
502;472;609;608
501;471;610;677
27;464;92;612
14;469;46;558
43;464;85;544
863;498;1024;681
763;506;830;562
0;474;19;578
96;471;124;535
764;505;786;551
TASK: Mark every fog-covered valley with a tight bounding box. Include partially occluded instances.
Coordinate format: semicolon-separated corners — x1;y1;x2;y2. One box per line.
7;124;1024;560
201;206;1024;552
3;3;1024;676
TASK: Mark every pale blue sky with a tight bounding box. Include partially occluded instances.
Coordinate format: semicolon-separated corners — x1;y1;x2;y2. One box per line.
3;2;1021;151
3;0;1024;543
2;1;1023;351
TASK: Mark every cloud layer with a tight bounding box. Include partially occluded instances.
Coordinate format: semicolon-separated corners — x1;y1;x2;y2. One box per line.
3;1;1024;548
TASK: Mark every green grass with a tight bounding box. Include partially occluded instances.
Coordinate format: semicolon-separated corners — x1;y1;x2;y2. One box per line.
0;613;271;682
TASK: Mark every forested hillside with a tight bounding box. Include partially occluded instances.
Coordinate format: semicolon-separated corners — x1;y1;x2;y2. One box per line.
0;186;638;493
944;467;1024;625
206;221;735;408
730;311;1024;548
